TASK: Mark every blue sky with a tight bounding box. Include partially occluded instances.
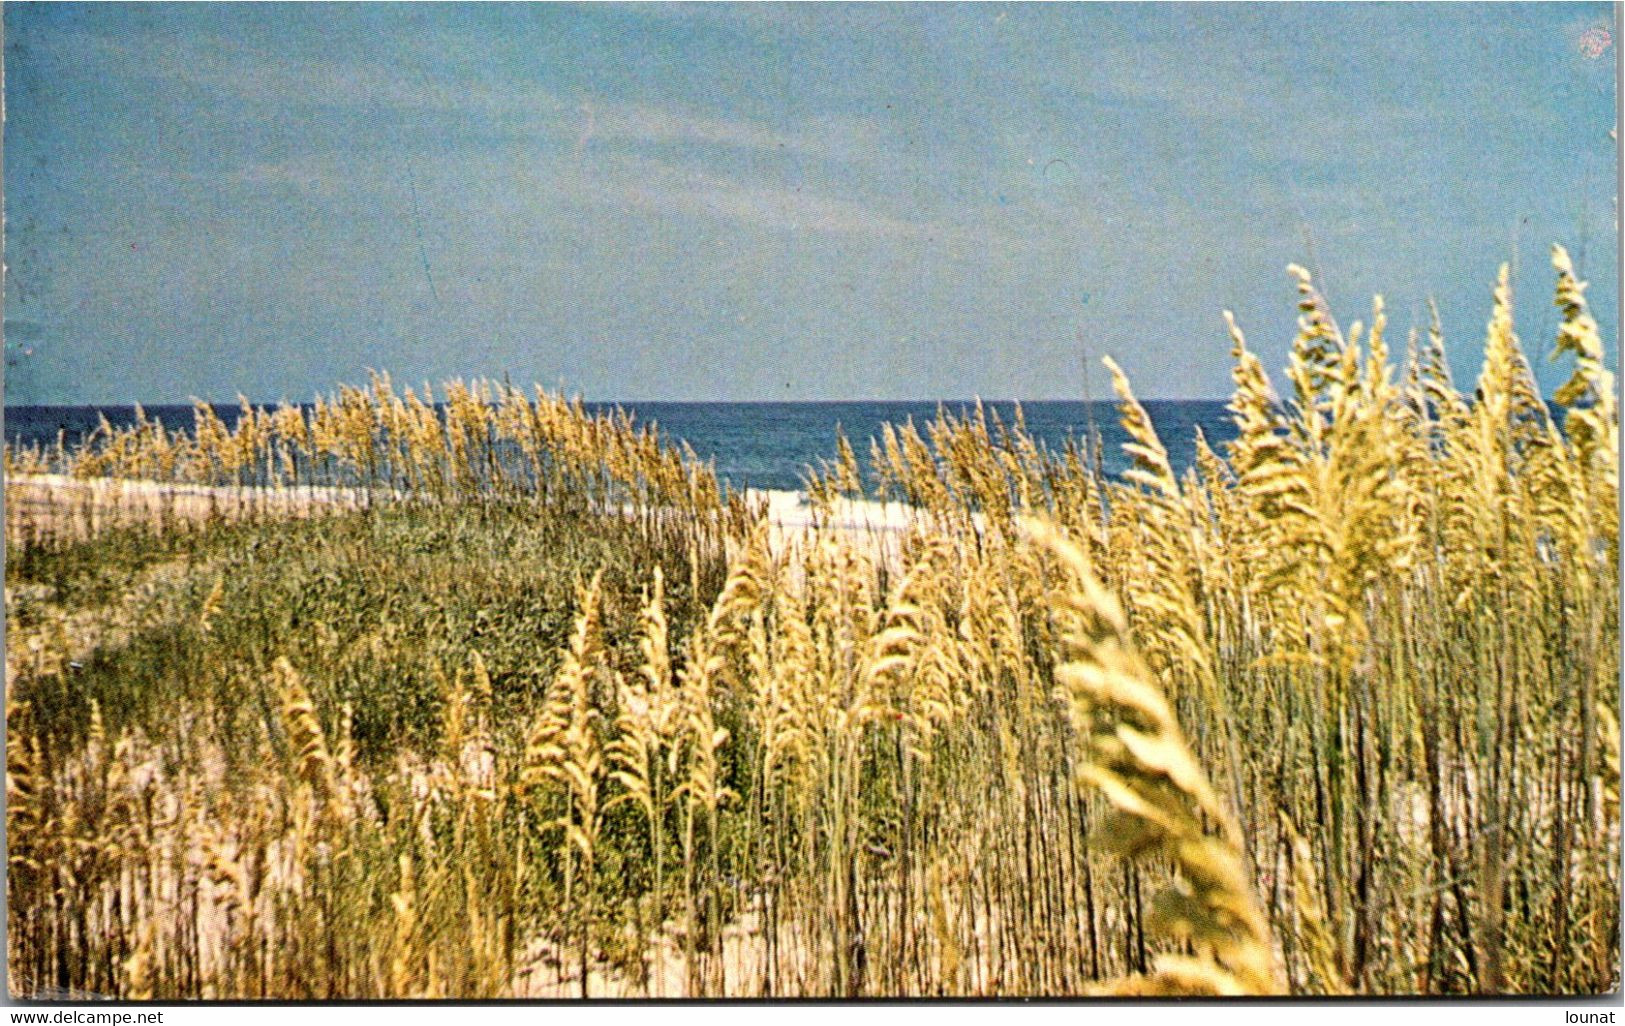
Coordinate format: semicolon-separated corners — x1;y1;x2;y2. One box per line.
3;2;1617;404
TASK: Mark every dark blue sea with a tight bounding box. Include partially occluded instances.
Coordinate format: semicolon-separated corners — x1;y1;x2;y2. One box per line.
2;401;1236;493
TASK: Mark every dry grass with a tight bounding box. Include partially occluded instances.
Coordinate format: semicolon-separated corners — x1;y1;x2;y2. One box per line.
5;248;1618;997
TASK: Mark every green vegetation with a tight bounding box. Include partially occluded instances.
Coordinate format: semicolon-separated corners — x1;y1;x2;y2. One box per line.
6;248;1618;997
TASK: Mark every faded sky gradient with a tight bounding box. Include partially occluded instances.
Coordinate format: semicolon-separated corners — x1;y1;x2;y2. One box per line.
3;2;1618;404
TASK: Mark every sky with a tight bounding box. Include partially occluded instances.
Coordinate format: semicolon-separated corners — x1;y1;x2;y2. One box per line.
2;2;1618;404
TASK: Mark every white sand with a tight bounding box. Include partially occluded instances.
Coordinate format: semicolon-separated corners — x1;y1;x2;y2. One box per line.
3;474;963;563
746;487;919;534
743;488;989;576
7;473;372;503
4;473;369;544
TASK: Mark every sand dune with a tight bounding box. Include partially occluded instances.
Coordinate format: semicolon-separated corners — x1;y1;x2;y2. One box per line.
4;473;368;544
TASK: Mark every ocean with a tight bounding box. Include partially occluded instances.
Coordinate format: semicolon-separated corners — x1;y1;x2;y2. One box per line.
2;400;1237;493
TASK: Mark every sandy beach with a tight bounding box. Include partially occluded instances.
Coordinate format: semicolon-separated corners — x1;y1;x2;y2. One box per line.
3;473;371;545
3;472;943;551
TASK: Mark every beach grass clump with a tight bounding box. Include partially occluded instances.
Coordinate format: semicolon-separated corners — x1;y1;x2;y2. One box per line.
5;246;1617;997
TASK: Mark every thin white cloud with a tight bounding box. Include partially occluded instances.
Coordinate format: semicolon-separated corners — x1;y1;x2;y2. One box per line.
75;23;877;168
554;151;934;240
583;102;880;164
